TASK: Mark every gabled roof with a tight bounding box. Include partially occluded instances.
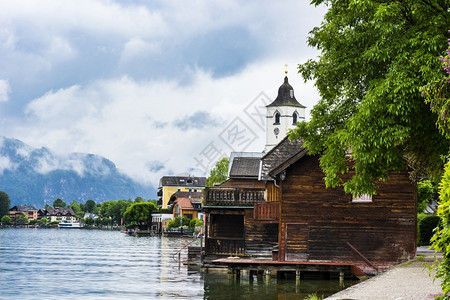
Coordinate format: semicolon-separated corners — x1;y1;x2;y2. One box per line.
46;207;76;217
10;205;37;211
266;76;306;108
260;136;305;181
159;176;206;188
168;191;203;206
174;198;195;210
227;152;262;179
229;157;261;178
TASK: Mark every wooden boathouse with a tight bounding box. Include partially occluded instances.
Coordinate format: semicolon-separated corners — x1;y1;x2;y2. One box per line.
201;75;417;279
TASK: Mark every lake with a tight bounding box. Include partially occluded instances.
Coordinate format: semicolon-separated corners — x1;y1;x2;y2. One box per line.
0;228;353;299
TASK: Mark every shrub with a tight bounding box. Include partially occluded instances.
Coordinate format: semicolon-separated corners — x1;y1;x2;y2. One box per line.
419;214;440;246
431;160;450;297
1;215;12;225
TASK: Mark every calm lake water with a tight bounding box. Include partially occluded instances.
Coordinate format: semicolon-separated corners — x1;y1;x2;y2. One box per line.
0;228;353;299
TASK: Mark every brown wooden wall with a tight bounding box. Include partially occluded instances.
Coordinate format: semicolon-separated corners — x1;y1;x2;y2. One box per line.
220;178;265;188
278;155;417;267
244;209;278;256
266;181;281;202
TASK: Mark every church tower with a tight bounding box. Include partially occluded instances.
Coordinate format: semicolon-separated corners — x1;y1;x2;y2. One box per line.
265;73;306;152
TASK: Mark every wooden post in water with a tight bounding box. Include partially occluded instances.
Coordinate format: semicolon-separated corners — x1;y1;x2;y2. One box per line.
339;271;345;287
296;269;301;285
227;268;234;281
265;269;271;283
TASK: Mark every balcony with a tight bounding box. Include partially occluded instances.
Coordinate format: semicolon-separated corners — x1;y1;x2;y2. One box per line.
254;202;279;222
204;187;265;207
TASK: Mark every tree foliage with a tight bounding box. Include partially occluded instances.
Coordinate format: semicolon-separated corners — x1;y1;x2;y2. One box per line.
431;161;450;297
206;157;230;187
167;216;191;229
1;215;12;225
417;180;438;214
85;199;97;213
290;0;450;195
421;30;450;297
53;198;67;208
100;199;133;225
0;191;10;218
123;202;157;227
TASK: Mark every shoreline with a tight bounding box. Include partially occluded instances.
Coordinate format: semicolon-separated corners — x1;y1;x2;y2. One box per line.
325;247;443;300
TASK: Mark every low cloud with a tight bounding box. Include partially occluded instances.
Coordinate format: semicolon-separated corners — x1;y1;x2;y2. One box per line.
173;111;223;131
0;156;16;174
0;80;10;102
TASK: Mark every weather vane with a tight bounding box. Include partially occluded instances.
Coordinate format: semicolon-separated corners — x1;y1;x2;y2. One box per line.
285;64;288;75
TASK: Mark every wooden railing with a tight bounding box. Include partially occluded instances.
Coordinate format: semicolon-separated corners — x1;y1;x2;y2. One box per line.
206;238;245;255
205;187;265;206
254;202;279;221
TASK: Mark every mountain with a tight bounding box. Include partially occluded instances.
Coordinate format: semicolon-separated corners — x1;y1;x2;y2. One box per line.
0;137;156;208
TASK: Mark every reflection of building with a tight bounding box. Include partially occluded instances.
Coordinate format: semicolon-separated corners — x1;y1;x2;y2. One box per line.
203;75;417;275
9;205;38;221
157;176;206;209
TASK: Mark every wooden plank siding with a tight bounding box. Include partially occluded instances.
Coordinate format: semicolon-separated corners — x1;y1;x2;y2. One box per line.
244;209;279;256
278;154;417;268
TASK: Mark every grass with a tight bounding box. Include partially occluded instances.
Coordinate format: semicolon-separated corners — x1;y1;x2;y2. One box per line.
304;293;323;300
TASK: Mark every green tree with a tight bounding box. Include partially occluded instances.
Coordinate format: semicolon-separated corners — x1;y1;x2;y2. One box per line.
134;196;144;203
431;161;450;296
85;199;97;213
39;217;48;227
0;191;11;218
206;157;230;187
1;215;12;225
417;180;437;214
15;213;29;225
123;202;157;229
167;216;191;229
84;217;95;226
53;198;67;208
290;0;450;196
424;38;450;296
70;200;84;218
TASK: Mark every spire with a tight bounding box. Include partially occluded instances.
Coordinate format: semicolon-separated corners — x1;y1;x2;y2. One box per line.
266;72;305;108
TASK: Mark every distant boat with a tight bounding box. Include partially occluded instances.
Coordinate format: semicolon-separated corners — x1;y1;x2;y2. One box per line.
58;220;81;229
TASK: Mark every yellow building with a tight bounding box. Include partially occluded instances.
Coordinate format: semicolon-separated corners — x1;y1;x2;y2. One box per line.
9;205;38;221
157;176;206;209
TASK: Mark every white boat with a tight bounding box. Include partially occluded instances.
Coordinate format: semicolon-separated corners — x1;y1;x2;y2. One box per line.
58;220;81;229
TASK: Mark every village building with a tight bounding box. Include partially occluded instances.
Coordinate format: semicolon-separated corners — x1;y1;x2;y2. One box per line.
157;176;206;209
39;207;77;223
202;74;417;277
9;205;38;221
168;191;203;220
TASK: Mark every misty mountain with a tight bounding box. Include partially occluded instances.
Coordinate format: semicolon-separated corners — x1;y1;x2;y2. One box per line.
0;137;156;208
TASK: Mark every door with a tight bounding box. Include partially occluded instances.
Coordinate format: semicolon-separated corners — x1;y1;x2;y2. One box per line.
285;223;309;261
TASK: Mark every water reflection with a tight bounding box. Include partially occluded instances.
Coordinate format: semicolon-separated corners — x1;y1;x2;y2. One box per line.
0;229;353;299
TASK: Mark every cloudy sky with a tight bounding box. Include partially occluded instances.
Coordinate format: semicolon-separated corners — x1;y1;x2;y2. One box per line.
0;0;326;190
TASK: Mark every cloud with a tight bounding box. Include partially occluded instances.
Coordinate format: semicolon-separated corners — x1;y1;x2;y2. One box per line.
0;80;10;102
174;111;223;131
0;0;327;190
0;156;15;174
12;60;320;187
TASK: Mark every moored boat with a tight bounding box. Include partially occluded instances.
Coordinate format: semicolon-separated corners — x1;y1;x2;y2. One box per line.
58;220;81;229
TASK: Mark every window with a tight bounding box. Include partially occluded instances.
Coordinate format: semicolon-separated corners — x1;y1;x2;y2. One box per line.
274;112;280;124
352;194;372;203
292;112;298;124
